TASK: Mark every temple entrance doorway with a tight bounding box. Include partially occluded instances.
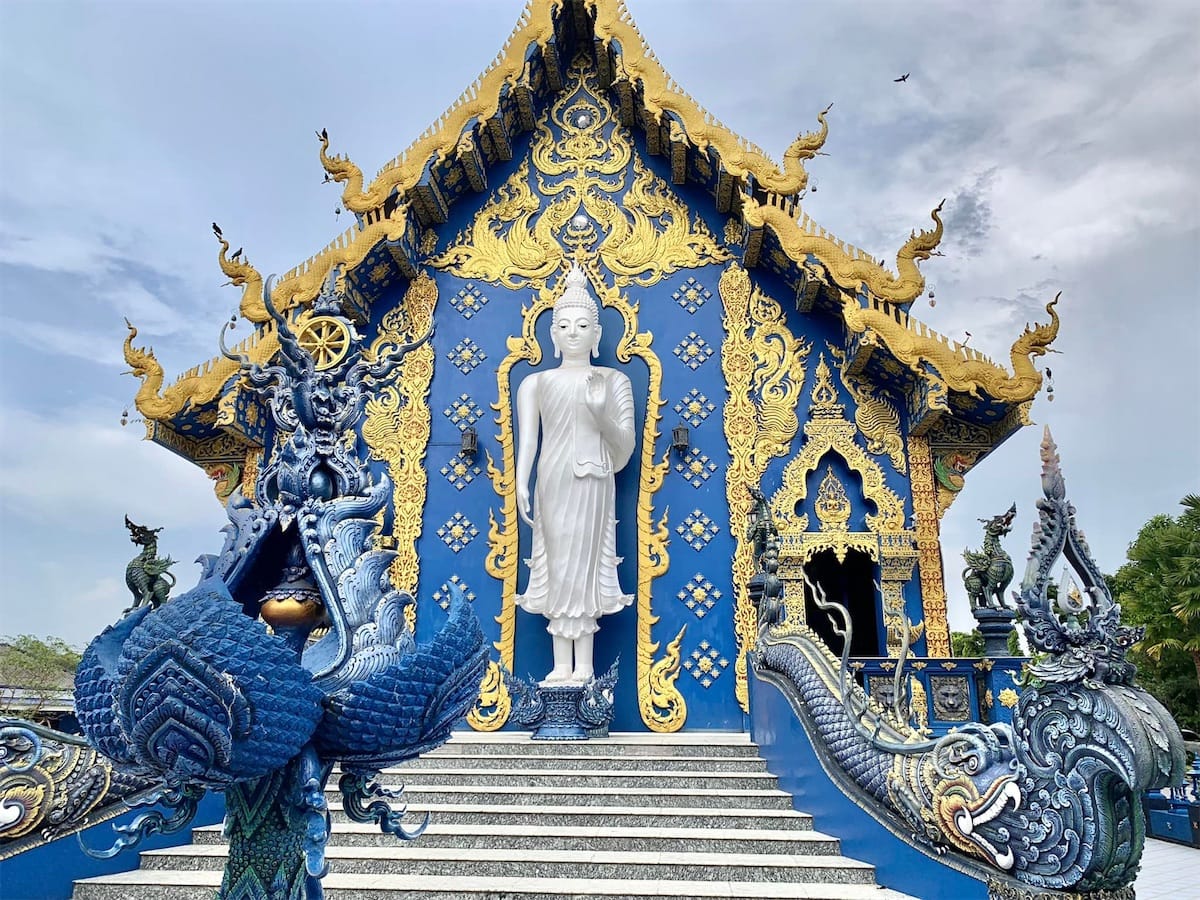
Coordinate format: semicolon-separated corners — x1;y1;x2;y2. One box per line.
802;548;880;657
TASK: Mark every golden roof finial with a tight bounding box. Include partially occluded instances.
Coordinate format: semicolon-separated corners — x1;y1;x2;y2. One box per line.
317;128;367;211
212;223;265;322
897;199;945;270
781;103;833;195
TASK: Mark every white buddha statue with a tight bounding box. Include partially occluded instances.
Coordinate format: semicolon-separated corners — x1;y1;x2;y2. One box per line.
514;263;636;684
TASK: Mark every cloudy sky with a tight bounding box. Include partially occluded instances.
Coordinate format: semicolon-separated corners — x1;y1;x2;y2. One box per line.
0;0;1196;650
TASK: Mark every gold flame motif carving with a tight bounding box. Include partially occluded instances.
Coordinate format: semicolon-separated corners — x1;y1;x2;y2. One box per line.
720;263;810;713
362;274;439;595
828;343;906;474
432;59;727;292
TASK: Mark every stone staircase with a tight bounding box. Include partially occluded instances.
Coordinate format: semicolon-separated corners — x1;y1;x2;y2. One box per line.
73;731;915;899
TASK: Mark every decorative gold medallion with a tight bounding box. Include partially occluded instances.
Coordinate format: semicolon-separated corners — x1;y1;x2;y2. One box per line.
296;315;351;371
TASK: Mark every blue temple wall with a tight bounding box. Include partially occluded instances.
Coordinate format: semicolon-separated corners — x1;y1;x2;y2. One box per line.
323;57;931;731
0;792;225;900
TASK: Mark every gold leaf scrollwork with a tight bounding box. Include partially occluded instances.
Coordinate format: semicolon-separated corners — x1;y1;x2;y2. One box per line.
828;343;906;474
362;274;438;595
770;355;906;536
470;287;556;731
588;263;682;732
431;58;727;293
479;261;684;731
720;263;810;713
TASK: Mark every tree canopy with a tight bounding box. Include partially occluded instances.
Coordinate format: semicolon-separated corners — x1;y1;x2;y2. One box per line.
1109;494;1200;732
0;634;82;722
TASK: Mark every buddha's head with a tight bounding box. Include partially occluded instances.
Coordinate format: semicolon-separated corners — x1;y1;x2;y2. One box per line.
551;264;601;361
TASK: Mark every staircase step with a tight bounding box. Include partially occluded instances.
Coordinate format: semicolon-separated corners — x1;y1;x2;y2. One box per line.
323;803;815;829
429;731;759;758
192;822;843;854
75;868;919;899
339;784;794;809
140;844;879;884
351;767;778;790
391;753;770;772
71;731;918;899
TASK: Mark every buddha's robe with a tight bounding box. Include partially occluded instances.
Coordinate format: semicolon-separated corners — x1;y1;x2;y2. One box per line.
515;366;635;638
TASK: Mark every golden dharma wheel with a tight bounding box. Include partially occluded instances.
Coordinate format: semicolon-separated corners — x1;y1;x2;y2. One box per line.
296;316;351;370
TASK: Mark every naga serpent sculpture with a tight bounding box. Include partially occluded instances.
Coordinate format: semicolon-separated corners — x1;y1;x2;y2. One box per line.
73;268;488;899
751;427;1185;896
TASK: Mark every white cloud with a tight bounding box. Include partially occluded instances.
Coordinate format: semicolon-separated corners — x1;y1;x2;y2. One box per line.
0;0;1196;655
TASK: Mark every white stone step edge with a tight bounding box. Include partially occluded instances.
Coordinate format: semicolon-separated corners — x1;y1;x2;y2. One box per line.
356;784;791;797
439;731;753;745
320;802;811;818
385;753;767;767
358;767;777;780
191;823;835;842
74;868;918;899
141;844;873;870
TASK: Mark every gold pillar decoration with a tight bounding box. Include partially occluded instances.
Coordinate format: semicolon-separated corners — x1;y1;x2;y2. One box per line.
470;285;557;731
720;263;810;713
241;448;262;502
361;273;439;596
879;536;922;657
909;435;951;656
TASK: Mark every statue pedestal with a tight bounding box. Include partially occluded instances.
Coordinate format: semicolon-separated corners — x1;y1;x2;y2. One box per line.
531;684;588;741
973;608;1017;657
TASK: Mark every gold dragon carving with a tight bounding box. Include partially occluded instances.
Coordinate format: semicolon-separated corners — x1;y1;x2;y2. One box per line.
839;291;1061;404
744;196;945;305
827;343;906;474
361;274;439;595
431;58;727;292
124;320;280;424
215;203;414;324
719;263;810;713
909;435;951;656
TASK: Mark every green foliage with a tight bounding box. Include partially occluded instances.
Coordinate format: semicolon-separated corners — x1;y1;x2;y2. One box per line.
951;630;985;658
0;634;82;720
1109;494;1200;731
950;627;1022;658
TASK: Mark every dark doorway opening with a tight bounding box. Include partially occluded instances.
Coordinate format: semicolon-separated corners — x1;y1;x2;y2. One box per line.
802;548;880;656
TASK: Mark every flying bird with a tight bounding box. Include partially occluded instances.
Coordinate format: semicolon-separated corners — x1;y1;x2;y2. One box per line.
894;73;910;83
